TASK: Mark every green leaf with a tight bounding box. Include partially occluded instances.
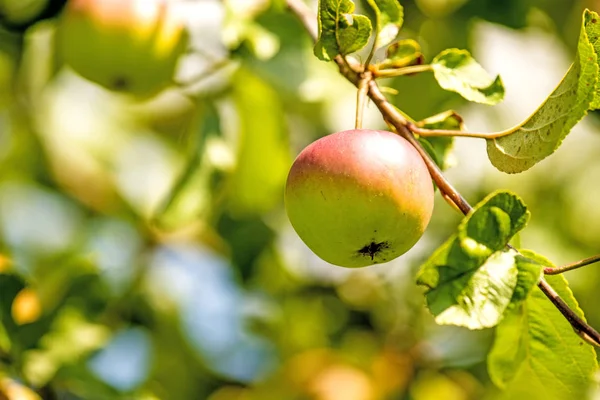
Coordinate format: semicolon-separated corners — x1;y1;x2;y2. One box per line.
417;135;453;171
0;273;25;352
458;191;529;253
229;68;291;215
366;0;403;49
416;110;462;170
488;251;598;399
431;48;505;105
506;251;543;309
314;0;372;61
22;307;111;386
487;9;600;173
417;191;530;329
223;0;280;60
424;246;520;329
417;110;464;131
379;39;423;69
153;102;219;229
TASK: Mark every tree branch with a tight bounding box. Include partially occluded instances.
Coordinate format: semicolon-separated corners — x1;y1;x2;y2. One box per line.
544;254;600;275
285;0;600;347
287;0;318;42
364;78;473;214
537;279;600;346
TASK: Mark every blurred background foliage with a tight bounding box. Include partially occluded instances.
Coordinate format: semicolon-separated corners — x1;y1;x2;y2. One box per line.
0;0;600;399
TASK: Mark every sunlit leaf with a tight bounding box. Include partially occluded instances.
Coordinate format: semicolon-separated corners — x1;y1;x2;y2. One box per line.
417;191;530;329
223;0;280;60
314;0;372;61
432;48;505;105
366;0;403;49
505;251;543;309
22;307;110;386
379;39;423;69
487;9;600;173
458;191;529;253
153;102;219;229
416;110;462;170
423;246;519;329
228;68;290;215
488;251;597;399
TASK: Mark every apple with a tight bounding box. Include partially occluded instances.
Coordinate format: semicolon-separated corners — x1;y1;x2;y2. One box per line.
56;0;188;96
285;129;434;268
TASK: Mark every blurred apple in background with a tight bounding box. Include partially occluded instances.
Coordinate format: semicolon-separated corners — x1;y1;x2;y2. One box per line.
56;0;189;97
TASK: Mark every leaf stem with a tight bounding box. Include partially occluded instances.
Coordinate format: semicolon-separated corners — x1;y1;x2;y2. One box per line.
285;0;600;348
544;254;600;275
355;74;370;129
408;123;515;139
364;35;377;69
373;64;432;77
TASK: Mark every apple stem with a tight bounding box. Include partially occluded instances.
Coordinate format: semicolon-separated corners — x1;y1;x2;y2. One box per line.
286;0;600;347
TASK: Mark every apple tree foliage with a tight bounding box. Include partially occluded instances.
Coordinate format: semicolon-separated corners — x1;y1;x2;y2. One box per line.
0;0;599;399
312;0;599;399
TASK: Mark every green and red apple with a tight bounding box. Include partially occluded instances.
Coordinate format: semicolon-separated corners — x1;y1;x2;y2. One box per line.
56;0;188;96
285;129;434;268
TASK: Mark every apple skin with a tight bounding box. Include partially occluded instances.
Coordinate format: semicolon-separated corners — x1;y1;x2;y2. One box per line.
56;0;188;96
285;129;434;268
